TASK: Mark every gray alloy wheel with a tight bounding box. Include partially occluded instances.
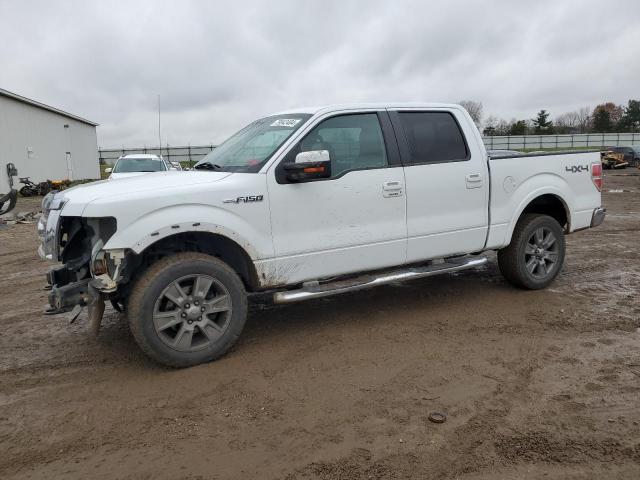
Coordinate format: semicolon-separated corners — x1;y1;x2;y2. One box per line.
153;274;232;353
498;213;566;290
127;252;248;367
523;227;559;280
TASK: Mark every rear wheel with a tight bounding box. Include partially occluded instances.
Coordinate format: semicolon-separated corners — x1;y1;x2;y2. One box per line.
128;252;248;367
498;214;565;290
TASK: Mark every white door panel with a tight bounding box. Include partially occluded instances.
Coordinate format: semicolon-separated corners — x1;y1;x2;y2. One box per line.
267;168;407;283
266;111;407;284
389;109;489;263
404;161;488;261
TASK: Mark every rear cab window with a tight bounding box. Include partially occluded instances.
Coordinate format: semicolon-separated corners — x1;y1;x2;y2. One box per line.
390;111;470;165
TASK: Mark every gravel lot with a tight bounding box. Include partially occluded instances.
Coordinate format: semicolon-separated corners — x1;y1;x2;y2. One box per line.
1;172;639;479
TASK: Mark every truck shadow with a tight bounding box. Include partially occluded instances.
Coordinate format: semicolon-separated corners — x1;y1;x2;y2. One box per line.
95;260;526;370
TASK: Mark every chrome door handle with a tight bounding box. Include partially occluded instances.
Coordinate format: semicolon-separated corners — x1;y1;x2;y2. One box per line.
382;181;403;197
465;173;483;189
383;181;402;190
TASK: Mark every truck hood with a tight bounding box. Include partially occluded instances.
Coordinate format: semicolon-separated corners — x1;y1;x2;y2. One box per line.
108;172;150;180
60;171;233;215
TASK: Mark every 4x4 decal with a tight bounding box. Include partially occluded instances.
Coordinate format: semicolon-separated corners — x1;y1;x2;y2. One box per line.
565;164;589;173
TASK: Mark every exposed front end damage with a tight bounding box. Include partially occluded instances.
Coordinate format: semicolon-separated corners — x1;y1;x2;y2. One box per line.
38;191;127;333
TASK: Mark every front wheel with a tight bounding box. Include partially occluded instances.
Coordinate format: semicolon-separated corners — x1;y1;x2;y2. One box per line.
498;214;565;290
127;252;248;367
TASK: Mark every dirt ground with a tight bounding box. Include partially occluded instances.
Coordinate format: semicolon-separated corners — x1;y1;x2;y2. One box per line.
1;172;639;480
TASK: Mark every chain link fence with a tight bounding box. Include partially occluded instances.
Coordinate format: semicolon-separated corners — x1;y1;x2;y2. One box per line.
100;132;640;164
99;145;216;166
482;132;640;150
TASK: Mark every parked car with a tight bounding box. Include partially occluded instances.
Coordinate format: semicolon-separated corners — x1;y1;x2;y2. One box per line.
105;154;172;179
630;146;640;167
169;161;183;171
38;103;604;367
0;162;18;214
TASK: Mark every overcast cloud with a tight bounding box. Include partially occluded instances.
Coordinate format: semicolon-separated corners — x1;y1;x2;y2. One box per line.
1;0;639;147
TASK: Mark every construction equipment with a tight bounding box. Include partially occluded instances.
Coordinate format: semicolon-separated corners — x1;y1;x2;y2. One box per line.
600;149;629;169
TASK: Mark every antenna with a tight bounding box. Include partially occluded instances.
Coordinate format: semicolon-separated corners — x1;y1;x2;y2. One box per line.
157;94;162;157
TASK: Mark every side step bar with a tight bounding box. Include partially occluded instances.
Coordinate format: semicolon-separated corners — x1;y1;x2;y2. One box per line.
273;256;488;304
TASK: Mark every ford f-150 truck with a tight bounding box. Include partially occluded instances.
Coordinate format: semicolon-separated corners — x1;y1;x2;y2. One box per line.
37;103;605;367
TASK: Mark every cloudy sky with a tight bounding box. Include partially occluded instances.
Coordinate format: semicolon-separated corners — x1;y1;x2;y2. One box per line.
1;0;639;147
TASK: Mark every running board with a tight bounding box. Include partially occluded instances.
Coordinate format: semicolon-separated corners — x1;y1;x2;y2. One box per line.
273;257;488;304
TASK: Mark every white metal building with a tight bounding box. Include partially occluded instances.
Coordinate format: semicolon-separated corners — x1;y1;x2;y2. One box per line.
0;88;100;182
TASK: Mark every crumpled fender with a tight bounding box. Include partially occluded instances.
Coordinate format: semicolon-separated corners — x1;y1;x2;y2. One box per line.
102;204;273;260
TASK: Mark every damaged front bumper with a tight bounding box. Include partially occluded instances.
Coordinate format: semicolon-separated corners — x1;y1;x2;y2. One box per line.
38;193;124;334
45;264;108;336
45;266;93;313
45;249;127;313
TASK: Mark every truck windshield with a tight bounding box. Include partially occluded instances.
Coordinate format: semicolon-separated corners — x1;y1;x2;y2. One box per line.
114;158;166;173
195;114;312;173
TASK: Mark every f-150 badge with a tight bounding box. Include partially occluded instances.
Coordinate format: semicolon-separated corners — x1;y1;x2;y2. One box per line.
223;195;264;204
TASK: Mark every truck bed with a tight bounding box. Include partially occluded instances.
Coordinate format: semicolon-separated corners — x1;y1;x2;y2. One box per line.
485;150;602;249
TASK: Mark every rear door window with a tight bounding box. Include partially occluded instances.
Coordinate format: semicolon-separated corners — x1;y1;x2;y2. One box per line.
396;112;469;164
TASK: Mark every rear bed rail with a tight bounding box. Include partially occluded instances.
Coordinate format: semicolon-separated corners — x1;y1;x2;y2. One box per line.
489;150;601;160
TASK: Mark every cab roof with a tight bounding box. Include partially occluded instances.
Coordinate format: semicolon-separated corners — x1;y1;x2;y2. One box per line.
119;154;162;159
273;103;463;116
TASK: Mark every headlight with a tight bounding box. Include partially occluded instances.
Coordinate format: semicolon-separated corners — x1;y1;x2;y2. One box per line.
37;192;67;261
42;192;67;212
38;193;54;241
41;191;55;213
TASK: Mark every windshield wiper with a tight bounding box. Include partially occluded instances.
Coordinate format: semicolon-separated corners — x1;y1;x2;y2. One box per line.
194;162;223;171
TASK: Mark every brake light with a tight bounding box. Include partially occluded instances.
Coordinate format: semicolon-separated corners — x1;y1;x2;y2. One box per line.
591;162;602;191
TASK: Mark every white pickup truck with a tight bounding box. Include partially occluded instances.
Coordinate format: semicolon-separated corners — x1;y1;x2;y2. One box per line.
38;103;605;367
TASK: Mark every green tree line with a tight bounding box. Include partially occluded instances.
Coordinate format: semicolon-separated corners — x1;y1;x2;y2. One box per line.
479;100;640;136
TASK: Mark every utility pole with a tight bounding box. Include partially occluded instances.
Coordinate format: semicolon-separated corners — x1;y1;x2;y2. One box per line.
158;94;162;157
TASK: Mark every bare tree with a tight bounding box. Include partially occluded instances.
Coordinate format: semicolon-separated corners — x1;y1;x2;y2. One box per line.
576;107;591;133
459;100;483;127
482;115;499;136
556;108;592;133
555;111;581;133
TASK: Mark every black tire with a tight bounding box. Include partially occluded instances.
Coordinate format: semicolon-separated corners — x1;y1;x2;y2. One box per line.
127;252;248;367
498;214;565;290
38;183;51;196
19;186;34;197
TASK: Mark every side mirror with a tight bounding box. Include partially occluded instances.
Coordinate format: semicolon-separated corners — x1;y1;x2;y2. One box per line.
284;150;331;182
104;167;112;174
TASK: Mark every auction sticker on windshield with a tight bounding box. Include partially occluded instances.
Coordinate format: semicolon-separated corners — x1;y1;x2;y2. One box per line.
271;118;302;127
